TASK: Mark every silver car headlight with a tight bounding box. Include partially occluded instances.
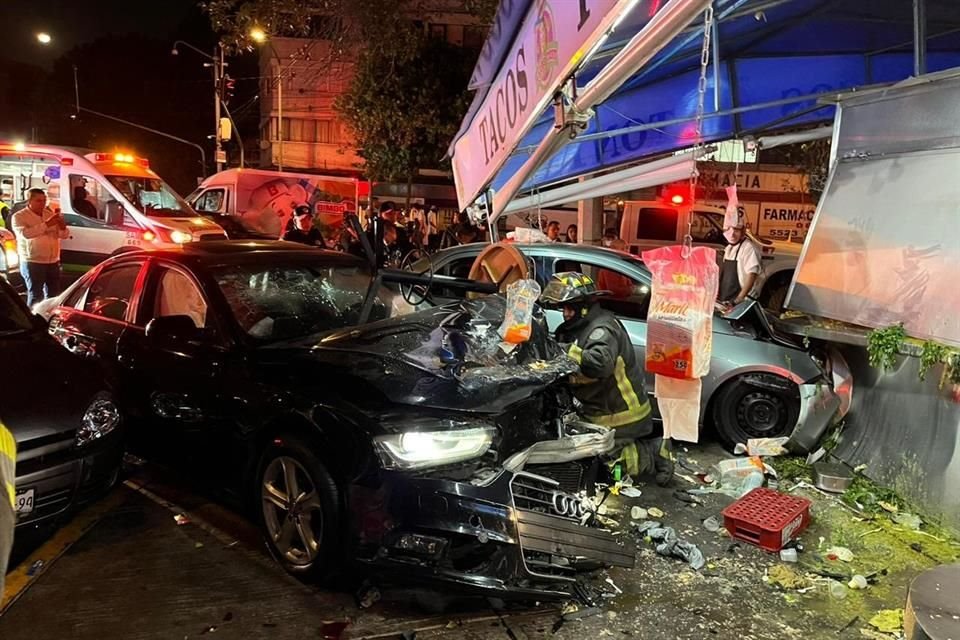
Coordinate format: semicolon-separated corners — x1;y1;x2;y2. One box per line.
77;396;121;447
375;425;495;471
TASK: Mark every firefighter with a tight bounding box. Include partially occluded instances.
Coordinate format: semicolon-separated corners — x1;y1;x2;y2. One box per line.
540;272;674;486
1;418;15;593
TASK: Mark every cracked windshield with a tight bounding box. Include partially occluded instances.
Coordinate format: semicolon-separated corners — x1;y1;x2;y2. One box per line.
213;261;398;341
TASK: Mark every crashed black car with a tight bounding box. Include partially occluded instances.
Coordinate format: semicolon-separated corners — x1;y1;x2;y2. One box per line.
0;275;123;529
38;241;634;598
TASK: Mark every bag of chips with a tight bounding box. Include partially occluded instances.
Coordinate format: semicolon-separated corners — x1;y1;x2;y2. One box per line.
641;246;719;380
499;279;541;344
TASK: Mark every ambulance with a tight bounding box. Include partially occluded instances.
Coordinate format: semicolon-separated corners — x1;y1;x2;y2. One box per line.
0;143;227;275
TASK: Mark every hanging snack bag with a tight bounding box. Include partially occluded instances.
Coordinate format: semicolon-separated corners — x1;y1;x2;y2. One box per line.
499;279;541;344
641;246;719;379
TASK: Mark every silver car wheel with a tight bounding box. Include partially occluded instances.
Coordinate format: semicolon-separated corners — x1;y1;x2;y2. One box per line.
261;456;323;567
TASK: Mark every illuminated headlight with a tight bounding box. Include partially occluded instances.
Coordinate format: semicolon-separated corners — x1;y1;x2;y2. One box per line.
375;426;495;471
170;230;194;244
4;248;18;269
76;397;121;447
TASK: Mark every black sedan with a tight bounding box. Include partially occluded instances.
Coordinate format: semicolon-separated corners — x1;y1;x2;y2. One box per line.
37;241;632;598
0;276;123;529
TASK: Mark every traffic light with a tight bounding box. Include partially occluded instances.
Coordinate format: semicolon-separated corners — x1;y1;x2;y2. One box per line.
219;74;236;105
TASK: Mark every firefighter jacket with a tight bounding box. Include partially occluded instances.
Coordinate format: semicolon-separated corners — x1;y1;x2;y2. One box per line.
556;303;652;438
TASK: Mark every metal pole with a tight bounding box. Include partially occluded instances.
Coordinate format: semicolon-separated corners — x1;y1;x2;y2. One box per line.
711;4;721;112
913;0;927;76
219;100;245;168
277;59;284;172
214;45;224;172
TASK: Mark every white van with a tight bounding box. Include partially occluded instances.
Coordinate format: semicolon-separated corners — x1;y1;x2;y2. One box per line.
0;143;227;274
186;168;360;238
620;199;801;310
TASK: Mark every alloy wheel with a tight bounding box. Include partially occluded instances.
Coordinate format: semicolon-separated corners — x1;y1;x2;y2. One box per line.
261;456;324;567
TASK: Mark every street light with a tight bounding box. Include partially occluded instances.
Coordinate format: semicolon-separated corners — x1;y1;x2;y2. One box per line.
36;32;52;45
249;27;268;44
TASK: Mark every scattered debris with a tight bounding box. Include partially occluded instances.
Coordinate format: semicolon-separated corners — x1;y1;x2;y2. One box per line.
630;506;647;520
635;521;705;570
878;501;898;513
195;542;204;549
562;606;602;621
200;626;217;634
604;578;622;594
620;487;642;498
848;574;868;590
826;546;855;562
779;548;798;563
836;616;860;635
673;490;703;505
734;437;789;457
891;512;922;530
828;580;848;600
867;609;904;634
702;516;720;532
647;507;665;519
356;582;382;609
174;514;190;526
766;564;809;590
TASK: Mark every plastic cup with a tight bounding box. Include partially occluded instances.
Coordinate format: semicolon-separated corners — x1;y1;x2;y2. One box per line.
828;580;848;599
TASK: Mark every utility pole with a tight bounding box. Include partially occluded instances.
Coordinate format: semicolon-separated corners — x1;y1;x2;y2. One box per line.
213;44;225;172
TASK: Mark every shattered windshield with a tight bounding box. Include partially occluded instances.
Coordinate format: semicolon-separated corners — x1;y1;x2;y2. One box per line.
105;175;195;218
212;261;399;342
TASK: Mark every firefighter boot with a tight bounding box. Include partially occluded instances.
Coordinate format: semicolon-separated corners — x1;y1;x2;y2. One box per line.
652;438;674;487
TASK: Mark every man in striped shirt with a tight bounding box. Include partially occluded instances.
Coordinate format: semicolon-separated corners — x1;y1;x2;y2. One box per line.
0;418;14;593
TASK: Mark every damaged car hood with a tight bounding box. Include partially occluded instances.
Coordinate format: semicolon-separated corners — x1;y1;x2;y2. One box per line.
262;296;577;414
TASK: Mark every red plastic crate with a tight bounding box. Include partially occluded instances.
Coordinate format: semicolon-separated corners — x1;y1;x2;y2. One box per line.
721;487;811;552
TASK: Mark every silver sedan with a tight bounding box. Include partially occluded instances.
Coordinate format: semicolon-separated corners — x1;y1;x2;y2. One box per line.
411;243;850;452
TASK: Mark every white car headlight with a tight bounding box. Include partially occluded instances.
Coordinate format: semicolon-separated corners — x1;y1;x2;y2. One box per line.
375;426;495;471
170;230;194;244
77;396;121;447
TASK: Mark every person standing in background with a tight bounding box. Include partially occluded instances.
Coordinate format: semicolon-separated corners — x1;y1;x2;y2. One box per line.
546;220;561;242
566;224;578;243
11;189;68;306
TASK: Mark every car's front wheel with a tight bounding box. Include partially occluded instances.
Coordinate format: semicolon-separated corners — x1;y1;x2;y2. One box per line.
256;434;340;578
711;375;800;451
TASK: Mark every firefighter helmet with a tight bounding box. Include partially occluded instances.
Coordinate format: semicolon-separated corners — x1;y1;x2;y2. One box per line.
539;272;610;308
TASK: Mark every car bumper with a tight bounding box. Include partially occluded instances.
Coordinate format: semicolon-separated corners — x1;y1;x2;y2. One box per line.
14;436;123;528
351;427;633;599
788;381;845;453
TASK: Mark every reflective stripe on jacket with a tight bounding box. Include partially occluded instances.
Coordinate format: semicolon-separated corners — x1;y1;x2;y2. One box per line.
0;420;15;508
559;304;651;433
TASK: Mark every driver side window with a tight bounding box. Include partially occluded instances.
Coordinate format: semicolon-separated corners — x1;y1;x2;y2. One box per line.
152;268;209;329
194;189;226;213
68;174;110;222
83;263;143;322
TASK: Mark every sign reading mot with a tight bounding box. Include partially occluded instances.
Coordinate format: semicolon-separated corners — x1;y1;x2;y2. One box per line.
451;0;661;210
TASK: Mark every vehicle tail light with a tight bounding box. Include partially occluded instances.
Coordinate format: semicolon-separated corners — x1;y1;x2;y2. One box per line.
143;230;157;242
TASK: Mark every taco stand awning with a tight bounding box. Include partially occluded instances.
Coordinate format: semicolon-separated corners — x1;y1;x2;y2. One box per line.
451;0;960;218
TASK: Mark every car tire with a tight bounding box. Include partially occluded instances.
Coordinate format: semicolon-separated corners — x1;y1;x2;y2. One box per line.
256;433;341;579
711;375;800;451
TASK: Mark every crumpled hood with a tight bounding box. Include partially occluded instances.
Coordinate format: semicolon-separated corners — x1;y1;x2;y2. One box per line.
263;297;576;414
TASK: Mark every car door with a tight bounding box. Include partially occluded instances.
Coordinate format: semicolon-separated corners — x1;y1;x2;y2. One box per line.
61;173;143;270
541;253;660;416
115;260;242;481
48;259;147;364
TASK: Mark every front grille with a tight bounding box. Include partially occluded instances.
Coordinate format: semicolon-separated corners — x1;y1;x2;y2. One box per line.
510;472;635;579
524;462;584;494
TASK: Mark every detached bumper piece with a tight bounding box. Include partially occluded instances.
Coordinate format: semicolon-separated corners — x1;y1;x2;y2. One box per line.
512;472;635;580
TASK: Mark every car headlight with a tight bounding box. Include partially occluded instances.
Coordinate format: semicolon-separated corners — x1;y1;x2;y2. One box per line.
77;396;121;447
169;230;194;244
375;425;495;471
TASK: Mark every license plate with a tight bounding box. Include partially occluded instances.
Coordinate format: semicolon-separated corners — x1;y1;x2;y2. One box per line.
14;488;35;515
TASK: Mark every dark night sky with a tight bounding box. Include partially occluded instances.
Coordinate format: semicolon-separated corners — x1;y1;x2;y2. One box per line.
7;0;205;68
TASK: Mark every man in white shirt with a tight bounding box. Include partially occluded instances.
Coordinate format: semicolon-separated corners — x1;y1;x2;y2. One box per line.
718;218;762;308
11;189;69;306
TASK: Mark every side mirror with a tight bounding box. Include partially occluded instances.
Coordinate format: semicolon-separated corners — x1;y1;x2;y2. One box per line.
105;201;125;227
145;315;204;346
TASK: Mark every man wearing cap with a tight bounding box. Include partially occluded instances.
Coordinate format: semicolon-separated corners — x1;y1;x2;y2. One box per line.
281;205;324;247
539;272;673;486
718;213;762;308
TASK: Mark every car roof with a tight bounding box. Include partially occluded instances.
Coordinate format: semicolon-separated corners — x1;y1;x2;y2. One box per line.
429;242;648;266
106;240;367;268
